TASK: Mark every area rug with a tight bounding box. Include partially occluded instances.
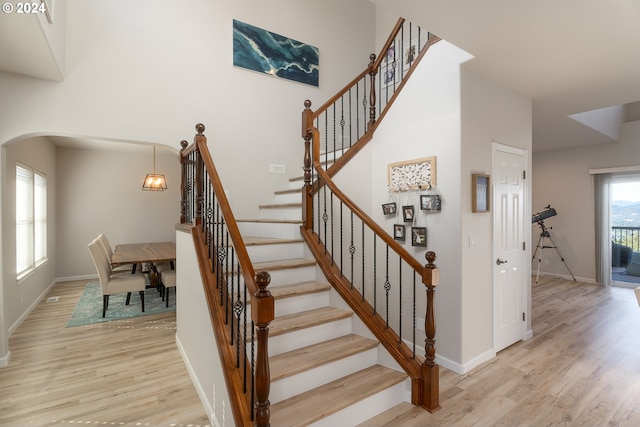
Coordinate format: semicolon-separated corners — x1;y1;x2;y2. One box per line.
67;282;175;327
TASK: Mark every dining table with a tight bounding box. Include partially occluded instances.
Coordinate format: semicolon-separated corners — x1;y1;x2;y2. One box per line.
111;241;176;286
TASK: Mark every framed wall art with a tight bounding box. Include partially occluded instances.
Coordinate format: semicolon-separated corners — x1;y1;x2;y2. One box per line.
420;194;441;211
411;227;427;247
388;156;436;191
393;224;406;241
402;205;415;222
232;20;319;87
472;173;490;213
382;202;397;215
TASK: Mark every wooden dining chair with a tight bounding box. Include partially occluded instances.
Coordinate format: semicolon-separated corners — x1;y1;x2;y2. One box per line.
88;239;147;317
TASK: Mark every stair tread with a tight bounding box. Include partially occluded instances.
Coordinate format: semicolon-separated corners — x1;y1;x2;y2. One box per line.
258;202;302;209
270;334;379;382
242;236;302;246
270;365;406;427
270;306;352;337
269;280;330;300
274;188;302;195
237;218;302;224
252;258;315;272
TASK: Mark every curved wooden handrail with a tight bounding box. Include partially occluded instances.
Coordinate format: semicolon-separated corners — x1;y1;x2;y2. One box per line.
309;127;423;273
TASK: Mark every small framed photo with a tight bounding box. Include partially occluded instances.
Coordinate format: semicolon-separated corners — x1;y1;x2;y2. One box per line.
382;202;397;215
420;194;441;211
393;224;406;241
472;174;490;213
411;227;427;247
402;205;415;222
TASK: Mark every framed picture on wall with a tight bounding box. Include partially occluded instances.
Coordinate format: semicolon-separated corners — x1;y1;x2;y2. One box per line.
393;224;406;241
382;202;397;215
402;205;415;222
472;173;490;213
411;227;427;247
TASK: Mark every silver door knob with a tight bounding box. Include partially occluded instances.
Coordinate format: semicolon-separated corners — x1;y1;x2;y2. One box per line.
496;258;508;265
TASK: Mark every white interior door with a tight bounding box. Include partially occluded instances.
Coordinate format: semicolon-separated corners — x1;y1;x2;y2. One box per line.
493;143;528;352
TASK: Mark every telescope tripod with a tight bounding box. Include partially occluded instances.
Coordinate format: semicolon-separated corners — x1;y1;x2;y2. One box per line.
532;220;576;284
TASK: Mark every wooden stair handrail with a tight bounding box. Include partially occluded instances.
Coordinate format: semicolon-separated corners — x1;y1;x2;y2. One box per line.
304;127;440;411
181;124;273;427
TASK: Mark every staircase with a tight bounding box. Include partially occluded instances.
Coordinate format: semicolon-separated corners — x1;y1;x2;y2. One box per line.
237;164;411;426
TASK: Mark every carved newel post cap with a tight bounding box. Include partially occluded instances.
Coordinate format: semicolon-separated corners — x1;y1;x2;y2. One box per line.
180;140;188;150
256;270;271;293
195;123;205;135
369;53;376;62
424;251;439;287
304;99;311;109
426;251;437;267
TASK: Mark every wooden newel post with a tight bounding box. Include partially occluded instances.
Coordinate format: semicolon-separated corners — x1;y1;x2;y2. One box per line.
301;100;314;231
253;271;274;427
179;140;188;224
368;53;377;130
422;250;441;412
194;123;206;227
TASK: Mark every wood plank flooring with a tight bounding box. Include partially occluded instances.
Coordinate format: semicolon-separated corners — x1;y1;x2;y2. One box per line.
358;276;640;426
2;276;640;426
0;280;210;427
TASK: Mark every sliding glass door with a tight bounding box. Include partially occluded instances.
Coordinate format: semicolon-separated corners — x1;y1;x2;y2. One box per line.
610;178;640;287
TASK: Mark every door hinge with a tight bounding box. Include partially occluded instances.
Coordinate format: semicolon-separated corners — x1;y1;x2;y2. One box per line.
522;312;526;321
523;170;526;179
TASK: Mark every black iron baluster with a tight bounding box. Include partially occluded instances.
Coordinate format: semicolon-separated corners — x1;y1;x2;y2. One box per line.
413;271;417;359
330;191;334;266
361;222;365;301
399;256;403;342
349;212;355;287
340;201;344;277
373;236;377;315
384;245;390;328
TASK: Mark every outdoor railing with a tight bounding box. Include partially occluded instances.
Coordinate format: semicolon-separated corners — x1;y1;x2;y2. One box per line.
612;226;640;252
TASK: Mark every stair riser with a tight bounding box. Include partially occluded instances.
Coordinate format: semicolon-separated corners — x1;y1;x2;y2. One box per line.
270;348;378;404
237;222;301;239
259;206;302;221
266;265;316;287
267;317;353;357
308;380;409;427
274;191;302;204
246;242;304;263
246;291;330;318
272;291;330;317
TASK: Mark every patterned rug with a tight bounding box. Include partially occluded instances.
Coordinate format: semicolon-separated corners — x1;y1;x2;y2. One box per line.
67;282;175;327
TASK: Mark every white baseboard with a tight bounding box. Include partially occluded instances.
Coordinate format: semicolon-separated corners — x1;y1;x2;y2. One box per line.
534;271;595;284
56;274;97;283
9;278;57;335
436;348;496;375
0;350;11;367
175;334;218;427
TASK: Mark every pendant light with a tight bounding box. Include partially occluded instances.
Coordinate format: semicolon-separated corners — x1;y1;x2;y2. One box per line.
142;145;167;191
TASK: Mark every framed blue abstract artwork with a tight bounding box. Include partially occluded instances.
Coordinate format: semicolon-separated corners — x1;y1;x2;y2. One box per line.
233;20;319;87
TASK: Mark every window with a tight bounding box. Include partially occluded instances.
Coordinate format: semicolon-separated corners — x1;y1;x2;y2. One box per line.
16;164;47;279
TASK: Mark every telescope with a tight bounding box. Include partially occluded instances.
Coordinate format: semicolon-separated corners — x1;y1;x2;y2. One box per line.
532;205;557;224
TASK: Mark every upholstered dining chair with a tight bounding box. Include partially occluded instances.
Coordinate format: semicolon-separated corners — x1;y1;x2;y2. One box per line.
96;233;136;273
88;239;147;317
159;269;176;308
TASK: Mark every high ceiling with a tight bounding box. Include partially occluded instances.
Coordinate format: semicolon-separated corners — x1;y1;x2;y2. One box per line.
373;0;640;152
2;1;639;153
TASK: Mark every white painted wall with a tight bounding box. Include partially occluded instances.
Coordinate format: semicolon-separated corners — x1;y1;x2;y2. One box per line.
2;138;57;334
54;146;180;279
460;69;532;366
0;0;375;366
175;227;232;427
533;120;640;282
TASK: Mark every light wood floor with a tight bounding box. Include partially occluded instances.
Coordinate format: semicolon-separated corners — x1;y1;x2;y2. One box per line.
0;280;210;427
2;277;640;426
359;276;640;426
